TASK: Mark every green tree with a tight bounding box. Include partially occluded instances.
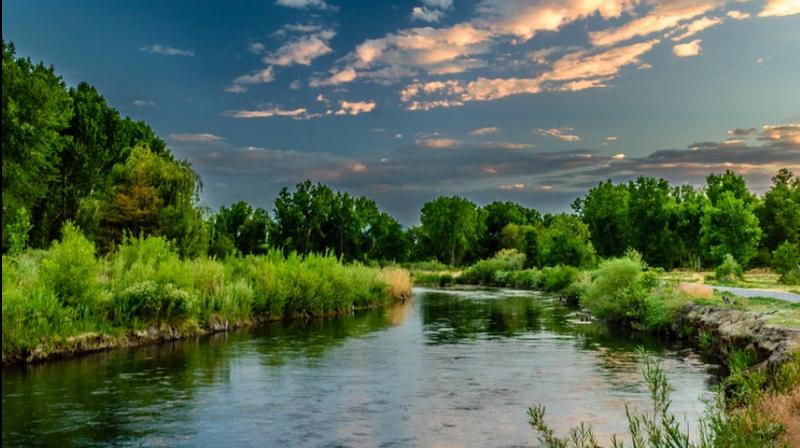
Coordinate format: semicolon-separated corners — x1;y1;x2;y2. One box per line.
771;241;800;285
209;201;271;257
2;41;72;250
672;184;709;268
573;180;630;258
537;214;596;268
700;191;762;266
757;169;800;253
271;181;335;255
706;169;755;207
480;201;540;258
627;177;679;268
419;196;483;265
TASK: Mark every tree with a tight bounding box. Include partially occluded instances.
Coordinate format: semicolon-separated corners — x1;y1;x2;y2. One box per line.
97;144;206;256
573;180;630;258
627;177;680;268
700;191;762;266
672;184;709;268
757;169;800;253
419;196;483;265
706;170;755;207
2;41;72;250
209;201;271;258
537;214;596;268
271;181;335;255
480;201;540;258
771;241;800;285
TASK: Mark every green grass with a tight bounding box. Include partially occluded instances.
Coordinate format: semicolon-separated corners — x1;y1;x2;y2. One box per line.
2;230;410;364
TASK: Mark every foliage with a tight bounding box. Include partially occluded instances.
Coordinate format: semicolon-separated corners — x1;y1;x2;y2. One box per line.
6;206;32;254
537;214;596;268
573;180;630;258
701;191;762;267
528;349;799;448
772;241;800;285
758;169;800;254
209;201;271;258
39;222;100;308
715;253;744;283
479;201;541;258
419;195;484;266
461;249;526;285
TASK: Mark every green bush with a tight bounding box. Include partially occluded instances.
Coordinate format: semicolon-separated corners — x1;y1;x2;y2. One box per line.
113;281;190;322
581;252;658;328
715;253;744;283
506;269;542;289
461;249;526;285
39;223;100;308
772;241;800;285
540;265;580;294
438;273;455;287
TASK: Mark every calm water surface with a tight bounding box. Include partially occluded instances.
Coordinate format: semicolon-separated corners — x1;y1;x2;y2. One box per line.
3;287;719;447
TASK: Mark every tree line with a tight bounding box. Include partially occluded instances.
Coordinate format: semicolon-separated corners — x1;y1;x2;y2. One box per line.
3;41;799;278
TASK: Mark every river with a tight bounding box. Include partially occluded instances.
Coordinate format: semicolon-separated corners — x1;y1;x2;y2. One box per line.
2;287;720;447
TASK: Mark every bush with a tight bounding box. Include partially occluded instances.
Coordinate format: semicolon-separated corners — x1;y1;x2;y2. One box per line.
540;265;580;294
772;241;800;285
581;252;658;328
113;281;190;322
506;269;542;289
461;249;526;285
716;253;744;283
438;273;455;287
39;223;100;308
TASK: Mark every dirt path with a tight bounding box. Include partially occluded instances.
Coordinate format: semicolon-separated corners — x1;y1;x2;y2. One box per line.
709;285;800;303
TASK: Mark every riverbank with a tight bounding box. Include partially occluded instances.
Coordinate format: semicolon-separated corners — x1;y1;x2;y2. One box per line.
2;228;412;365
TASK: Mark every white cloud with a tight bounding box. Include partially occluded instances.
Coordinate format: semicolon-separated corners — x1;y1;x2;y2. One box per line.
225;107;312;119
536;127;581;142
140;44;194;57
726;10;750;20
309;66;358;87
275;0;332;10
423;0;453;7
759;0;800;17
226;67;275;93
673;39;703;57
132;99;155;107
671;16;723;41
247;42;265;54
335;100;377;116
612;153;626;159
469;126;501;135
589;1;717;47
416;138;462;148
499;183;525;190
412;6;446;23
265;32;334;66
168;133;225;142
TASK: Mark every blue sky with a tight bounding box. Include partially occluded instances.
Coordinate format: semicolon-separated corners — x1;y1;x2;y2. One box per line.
4;0;800;223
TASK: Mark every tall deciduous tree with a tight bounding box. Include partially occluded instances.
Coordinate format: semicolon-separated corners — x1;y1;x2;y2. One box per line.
573;180;630;258
537;214;596;268
757;168;800;252
701;191;762;266
419;196;483;266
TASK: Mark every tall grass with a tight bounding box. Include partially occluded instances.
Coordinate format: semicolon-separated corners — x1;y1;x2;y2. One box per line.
529;348;800;448
2;229;410;363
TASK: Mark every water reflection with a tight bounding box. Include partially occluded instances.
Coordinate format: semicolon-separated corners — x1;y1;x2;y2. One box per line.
3;287;718;447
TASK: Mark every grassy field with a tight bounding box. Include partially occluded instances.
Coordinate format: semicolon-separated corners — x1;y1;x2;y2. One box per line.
663;268;800;294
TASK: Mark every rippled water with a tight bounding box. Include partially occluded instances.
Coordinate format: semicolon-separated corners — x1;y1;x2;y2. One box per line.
3;287;719;447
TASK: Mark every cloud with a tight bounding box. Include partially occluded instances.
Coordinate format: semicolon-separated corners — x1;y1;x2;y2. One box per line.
275;0;332;10
247;42;266;54
168;133;225;142
481;141;535;150
726;10;750;20
412;7;446;23
728;127;757;137
335;100;377;116
499;183;525;190
265;32;335;66
226;67;275;93
536;127;581;142
225;107;313;119
309;66;358;87
140;44;194;57
758;123;800;147
673;39;703;57
416;138;462;148
132;99;156;107
469;126;501;136
400;39;659;109
589;1;717;47
671;16;723;41
759;0;800;17
612;153;626;159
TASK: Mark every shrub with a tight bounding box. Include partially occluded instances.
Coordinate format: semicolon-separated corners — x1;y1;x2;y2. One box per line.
461;249;526;284
438;273;455;287
772;241;800;285
39;223;100;308
506;269;542;289
716;253;744;283
540;265;580;294
581;252;658;328
113;281;190;322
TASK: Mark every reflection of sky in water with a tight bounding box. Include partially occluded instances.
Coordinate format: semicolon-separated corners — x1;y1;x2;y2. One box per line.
3;287;719;447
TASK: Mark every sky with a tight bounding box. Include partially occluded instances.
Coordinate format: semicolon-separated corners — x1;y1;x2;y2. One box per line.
3;0;800;224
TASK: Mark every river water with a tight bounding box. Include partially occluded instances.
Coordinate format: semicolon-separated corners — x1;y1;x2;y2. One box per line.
2;287;720;447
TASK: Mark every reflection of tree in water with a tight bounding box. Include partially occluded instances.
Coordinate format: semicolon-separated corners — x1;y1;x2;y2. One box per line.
420;291;543;344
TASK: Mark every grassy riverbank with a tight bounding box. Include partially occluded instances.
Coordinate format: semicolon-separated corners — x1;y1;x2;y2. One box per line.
1;224;412;364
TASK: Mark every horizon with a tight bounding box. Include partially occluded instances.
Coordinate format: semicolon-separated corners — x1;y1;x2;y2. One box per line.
3;0;799;225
